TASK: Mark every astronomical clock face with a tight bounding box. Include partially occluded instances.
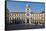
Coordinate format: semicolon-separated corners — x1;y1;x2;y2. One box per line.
27;13;29;16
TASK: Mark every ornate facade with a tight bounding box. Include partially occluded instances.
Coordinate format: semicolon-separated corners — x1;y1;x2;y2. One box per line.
8;4;45;25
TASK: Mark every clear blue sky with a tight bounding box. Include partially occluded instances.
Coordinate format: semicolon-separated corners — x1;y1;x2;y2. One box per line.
7;1;45;13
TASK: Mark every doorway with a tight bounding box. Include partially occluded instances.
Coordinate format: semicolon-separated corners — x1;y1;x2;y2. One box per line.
27;19;29;23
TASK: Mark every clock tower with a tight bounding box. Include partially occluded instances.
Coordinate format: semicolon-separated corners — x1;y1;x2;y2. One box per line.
25;4;31;24
25;4;31;16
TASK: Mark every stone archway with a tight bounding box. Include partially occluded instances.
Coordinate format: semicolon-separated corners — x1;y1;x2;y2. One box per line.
27;19;29;23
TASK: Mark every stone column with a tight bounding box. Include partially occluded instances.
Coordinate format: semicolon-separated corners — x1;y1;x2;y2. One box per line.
25;18;27;24
29;19;31;24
